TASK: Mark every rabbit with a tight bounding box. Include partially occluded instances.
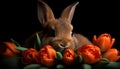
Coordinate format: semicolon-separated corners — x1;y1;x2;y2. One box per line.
24;0;92;51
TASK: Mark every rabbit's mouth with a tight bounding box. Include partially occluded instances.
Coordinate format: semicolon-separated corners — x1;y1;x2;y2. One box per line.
58;44;69;51
49;42;69;52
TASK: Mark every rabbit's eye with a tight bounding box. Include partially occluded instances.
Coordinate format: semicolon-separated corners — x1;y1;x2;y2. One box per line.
50;29;55;37
43;27;55;37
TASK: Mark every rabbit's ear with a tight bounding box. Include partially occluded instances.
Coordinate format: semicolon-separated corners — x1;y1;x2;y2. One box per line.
37;0;55;25
60;2;79;22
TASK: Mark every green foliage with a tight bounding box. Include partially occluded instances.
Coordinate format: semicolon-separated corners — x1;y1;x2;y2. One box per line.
76;55;82;63
11;38;28;52
93;58;110;69
55;52;63;60
105;62;120;69
23;64;42;69
34;33;41;50
80;64;92;69
56;64;65;69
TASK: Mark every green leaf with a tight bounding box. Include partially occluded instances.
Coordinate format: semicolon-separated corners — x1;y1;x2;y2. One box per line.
1;57;20;69
10;38;21;47
55;52;63;60
56;64;65;69
105;62;120;69
81;64;92;69
34;33;41;50
76;55;82;63
10;38;28;52
23;64;42;69
39;67;50;69
93;58;110;69
16;46;28;52
101;58;110;62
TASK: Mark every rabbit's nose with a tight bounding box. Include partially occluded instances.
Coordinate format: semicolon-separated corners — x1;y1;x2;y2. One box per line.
59;43;64;47
58;42;69;48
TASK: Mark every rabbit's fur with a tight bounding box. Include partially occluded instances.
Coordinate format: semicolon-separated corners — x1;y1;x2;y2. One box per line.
25;0;92;51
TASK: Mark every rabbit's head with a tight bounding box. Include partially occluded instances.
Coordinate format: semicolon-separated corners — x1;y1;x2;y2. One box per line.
38;0;79;51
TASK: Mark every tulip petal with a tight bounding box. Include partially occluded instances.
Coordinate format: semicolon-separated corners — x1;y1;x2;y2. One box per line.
22;48;38;64
0;42;20;58
77;44;101;64
92;33;115;52
103;48;119;62
63;49;75;64
38;45;56;67
93;35;97;45
110;38;115;48
4;42;19;54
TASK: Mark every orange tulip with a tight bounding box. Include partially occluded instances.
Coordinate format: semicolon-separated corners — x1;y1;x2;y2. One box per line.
77;44;101;64
63;48;75;64
0;42;19;58
102;48;120;62
37;45;56;67
93;33;115;52
22;48;38;64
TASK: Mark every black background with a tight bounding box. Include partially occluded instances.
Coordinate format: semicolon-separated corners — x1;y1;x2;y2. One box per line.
0;0;120;50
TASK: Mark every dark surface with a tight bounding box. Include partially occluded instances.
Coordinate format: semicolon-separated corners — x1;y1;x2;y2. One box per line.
0;1;120;69
0;0;120;50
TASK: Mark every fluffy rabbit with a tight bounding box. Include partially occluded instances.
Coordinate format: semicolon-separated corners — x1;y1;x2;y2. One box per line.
25;0;92;51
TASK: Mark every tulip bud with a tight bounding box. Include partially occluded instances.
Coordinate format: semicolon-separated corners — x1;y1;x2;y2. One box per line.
63;48;75;65
37;45;56;67
0;42;19;58
102;48;120;62
93;33;115;52
22;48;38;64
77;44;101;64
